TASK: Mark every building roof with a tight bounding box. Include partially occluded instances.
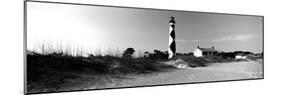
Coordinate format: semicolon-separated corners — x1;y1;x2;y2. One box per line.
198;48;218;52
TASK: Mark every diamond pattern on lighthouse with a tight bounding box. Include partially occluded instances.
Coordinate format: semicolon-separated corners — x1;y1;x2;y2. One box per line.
168;16;176;59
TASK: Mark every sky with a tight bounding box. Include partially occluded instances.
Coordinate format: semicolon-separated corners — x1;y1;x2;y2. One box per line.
27;2;263;55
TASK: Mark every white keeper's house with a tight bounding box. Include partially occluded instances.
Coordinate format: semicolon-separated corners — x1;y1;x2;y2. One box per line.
193;46;218;57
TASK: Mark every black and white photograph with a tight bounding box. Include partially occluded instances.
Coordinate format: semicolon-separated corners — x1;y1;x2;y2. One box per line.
25;1;263;94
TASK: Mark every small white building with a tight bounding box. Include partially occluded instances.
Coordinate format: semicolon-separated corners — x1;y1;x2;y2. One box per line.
193;46;218;57
235;53;247;59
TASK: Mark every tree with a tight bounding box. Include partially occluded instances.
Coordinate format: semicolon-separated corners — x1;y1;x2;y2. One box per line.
122;48;135;58
148;50;168;59
244;51;252;55
187;52;194;56
144;51;150;58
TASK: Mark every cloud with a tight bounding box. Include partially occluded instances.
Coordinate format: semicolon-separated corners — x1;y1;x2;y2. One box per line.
213;35;255;42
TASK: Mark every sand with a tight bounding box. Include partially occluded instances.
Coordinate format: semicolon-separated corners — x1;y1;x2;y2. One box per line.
98;60;263;88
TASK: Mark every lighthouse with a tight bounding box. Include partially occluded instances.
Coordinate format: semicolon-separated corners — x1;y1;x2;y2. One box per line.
168;16;176;59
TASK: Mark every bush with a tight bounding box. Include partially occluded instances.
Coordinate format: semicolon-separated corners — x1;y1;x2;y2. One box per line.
122;48;135;58
145;50;168;60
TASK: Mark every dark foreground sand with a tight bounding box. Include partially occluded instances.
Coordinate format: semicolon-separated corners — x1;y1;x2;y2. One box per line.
90;59;263;89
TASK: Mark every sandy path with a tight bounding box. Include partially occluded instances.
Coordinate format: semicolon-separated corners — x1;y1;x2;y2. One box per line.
92;60;263;89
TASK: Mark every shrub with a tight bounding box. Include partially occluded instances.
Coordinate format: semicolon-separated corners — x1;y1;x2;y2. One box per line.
145;50;168;60
122;48;135;58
